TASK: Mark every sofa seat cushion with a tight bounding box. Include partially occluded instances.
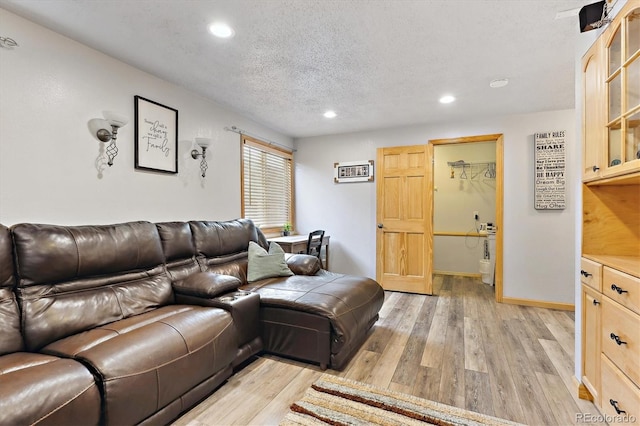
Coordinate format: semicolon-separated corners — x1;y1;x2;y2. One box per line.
240;271;384;355
42;305;237;425
0;352;101;426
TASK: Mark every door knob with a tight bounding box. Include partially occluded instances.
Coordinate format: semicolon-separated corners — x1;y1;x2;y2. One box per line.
377;223;383;229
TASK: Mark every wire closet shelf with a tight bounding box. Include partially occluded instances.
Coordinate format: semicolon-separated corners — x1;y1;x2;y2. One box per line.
447;160;496;180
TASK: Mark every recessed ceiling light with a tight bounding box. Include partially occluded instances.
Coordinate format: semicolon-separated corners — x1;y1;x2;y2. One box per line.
209;22;235;38
489;78;509;88
323;110;337;118
439;95;455;104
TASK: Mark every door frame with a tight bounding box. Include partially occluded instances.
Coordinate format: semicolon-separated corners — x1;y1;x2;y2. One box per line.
428;134;504;302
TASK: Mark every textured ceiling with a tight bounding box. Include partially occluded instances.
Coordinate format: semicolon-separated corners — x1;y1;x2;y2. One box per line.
0;0;596;138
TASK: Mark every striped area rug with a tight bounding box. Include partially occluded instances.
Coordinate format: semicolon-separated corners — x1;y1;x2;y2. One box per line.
281;375;525;426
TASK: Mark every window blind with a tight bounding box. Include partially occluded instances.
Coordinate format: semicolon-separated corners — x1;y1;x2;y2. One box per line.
242;137;293;231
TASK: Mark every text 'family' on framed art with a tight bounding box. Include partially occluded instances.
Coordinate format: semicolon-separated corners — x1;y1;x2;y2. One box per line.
134;96;178;174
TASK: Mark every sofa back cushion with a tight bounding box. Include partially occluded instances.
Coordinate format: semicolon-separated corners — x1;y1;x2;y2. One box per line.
156;221;201;282
11;221;173;351
189;219;268;283
0;224;23;355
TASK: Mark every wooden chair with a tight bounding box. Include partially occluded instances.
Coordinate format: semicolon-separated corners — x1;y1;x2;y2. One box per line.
306;230;325;268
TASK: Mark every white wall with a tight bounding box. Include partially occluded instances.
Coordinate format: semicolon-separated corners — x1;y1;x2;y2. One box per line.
294;109;577;304
0;9;292;226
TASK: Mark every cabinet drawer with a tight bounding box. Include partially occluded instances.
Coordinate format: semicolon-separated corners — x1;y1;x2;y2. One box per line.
603;267;640;315
602;297;640;387
600;354;640;426
581;258;602;291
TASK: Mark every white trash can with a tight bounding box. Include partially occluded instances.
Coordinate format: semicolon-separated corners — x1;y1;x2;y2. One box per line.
479;259;492;284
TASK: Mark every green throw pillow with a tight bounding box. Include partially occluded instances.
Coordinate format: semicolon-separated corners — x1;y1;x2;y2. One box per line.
247;241;294;282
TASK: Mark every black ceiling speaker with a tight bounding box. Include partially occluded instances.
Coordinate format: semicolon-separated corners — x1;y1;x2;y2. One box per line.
579;1;609;32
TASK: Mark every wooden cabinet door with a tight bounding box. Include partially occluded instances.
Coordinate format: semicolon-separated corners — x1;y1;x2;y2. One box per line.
376;145;432;294
582;284;602;403
582;38;603;181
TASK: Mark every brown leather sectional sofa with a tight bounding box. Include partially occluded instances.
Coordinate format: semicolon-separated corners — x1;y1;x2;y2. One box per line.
0;219;384;425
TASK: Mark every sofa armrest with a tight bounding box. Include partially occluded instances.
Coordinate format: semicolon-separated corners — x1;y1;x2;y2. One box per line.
285;254;321;276
172;272;241;298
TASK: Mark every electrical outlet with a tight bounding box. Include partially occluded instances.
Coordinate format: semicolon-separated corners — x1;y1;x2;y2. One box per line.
473;211;479;221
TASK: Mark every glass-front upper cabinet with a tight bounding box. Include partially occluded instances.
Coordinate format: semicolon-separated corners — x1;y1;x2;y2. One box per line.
626;8;640;164
605;6;640;176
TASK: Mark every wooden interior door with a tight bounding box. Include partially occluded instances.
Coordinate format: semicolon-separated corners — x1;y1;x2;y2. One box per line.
376;145;432;294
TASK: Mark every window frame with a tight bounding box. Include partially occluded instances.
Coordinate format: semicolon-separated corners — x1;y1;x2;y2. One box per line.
240;134;295;236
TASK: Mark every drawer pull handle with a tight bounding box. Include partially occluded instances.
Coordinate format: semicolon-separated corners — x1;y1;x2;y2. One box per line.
592;165;600;172
610;333;627;346
592;299;600;306
609;399;626;415
611;284;628;294
580;270;593;277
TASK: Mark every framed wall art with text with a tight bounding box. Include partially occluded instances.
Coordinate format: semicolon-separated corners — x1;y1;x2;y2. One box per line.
134;95;178;174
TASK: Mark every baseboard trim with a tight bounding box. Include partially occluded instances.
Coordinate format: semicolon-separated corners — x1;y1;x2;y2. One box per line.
573;376;594;401
501;297;574;311
433;271;482;278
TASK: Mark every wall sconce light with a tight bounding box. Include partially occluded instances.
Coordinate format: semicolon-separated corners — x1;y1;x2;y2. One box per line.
96;111;128;166
191;138;212;177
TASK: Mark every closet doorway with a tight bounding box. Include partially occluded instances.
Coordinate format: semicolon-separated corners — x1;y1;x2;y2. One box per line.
429;134;504;302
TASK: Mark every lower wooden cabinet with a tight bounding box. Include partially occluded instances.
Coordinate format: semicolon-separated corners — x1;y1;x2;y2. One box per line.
580;257;640;425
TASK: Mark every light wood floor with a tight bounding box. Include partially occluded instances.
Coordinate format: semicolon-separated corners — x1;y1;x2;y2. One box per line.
174;275;604;426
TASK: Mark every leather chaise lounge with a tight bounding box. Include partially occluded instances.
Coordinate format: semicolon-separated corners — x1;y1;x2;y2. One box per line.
173;219;384;370
0;219;384;425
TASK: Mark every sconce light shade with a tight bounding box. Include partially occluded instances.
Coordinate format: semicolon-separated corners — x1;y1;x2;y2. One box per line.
103;110;128;128
195;137;212;149
95;111;128;166
191;138;213;178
